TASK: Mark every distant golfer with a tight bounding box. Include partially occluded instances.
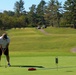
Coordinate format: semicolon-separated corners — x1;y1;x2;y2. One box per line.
0;33;11;66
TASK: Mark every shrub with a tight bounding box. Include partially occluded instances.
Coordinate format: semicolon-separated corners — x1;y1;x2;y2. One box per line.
0;30;5;36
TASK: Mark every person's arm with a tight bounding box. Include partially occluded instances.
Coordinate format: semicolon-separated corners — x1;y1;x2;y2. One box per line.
0;39;2;49
6;37;10;49
0;39;3;52
0;44;2;49
6;43;9;49
0;44;4;53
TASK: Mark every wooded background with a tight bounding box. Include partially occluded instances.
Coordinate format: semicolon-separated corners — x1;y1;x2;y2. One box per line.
0;0;76;29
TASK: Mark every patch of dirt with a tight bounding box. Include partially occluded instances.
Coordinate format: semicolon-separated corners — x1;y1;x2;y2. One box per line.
39;29;49;35
71;48;76;53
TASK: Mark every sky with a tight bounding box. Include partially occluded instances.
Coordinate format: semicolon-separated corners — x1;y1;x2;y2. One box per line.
0;0;66;12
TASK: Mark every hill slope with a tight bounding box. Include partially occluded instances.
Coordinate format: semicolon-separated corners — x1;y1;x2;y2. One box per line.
6;27;76;56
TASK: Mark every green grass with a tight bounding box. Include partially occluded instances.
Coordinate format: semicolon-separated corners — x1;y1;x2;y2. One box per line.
44;27;76;34
0;27;76;75
6;27;76;56
0;56;76;75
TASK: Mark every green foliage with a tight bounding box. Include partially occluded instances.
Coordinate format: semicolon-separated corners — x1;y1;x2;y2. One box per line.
45;0;62;27
36;0;46;15
14;0;25;16
63;0;76;28
28;4;37;27
0;0;76;28
0;30;5;36
3;10;15;16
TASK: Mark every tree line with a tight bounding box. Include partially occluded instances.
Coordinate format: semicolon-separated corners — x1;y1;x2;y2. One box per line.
0;0;76;30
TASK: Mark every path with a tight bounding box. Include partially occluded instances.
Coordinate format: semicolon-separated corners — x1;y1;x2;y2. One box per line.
39;29;49;35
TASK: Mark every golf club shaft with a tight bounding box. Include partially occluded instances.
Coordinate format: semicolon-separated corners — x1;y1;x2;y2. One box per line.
0;60;1;67
5;56;7;67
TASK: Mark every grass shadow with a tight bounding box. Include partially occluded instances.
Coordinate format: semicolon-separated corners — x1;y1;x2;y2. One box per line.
11;65;44;68
42;66;76;70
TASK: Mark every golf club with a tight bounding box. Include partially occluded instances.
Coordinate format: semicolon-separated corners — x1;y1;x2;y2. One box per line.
0;60;1;67
5;55;7;68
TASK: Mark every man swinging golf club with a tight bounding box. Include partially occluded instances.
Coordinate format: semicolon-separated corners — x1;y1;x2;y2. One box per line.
0;33;11;66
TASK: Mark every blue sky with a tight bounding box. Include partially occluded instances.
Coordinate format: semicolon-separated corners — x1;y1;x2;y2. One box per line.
0;0;66;12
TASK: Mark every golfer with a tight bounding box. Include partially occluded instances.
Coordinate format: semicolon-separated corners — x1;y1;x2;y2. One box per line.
0;33;11;66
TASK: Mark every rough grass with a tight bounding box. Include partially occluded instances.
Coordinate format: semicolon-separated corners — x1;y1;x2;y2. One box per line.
6;27;76;56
